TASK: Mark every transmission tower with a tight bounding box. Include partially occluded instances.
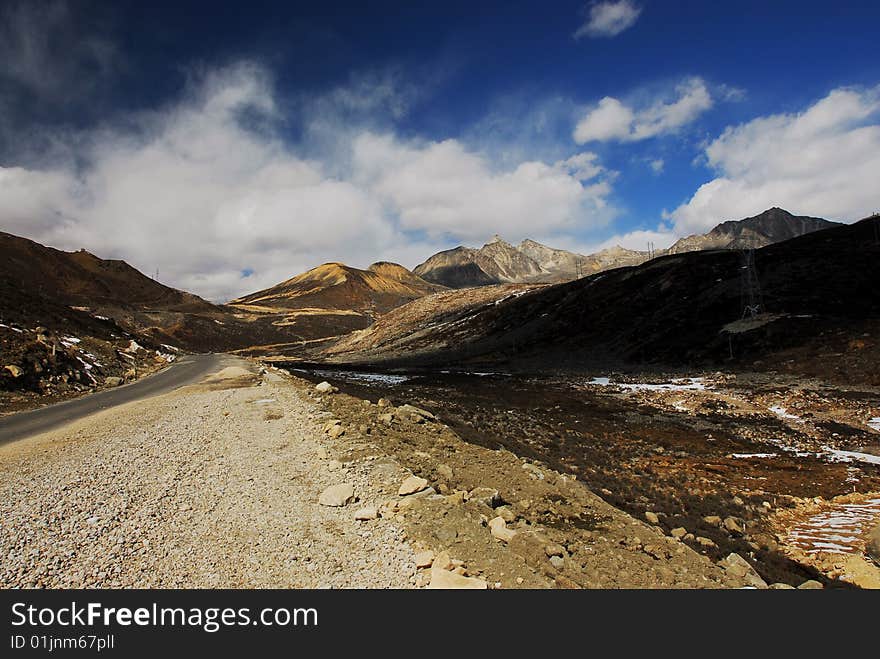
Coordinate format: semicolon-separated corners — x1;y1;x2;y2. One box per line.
740;249;763;319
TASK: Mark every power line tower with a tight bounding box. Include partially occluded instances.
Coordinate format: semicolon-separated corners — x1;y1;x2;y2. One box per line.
740;248;763;319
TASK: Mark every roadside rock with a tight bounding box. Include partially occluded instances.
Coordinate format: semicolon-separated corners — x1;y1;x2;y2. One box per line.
719;553;767;589
354;505;378;520
315;381;335;394
467;487;500;508
427;566;488;589
318;483;355;507
398;476;429;496
397;404;436;422
644;511;659;524
104;376;123;387
414;551;435;569
488;516;516;543
670;527;687;540
723;516;745;535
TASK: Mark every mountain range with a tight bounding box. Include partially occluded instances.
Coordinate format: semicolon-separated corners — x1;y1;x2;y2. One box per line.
413;208;841;288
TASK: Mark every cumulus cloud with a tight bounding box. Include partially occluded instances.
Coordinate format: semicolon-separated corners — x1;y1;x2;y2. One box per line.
0;63;617;301
670;86;880;234
574;78;713;143
649;158;664;174
574;1;642;39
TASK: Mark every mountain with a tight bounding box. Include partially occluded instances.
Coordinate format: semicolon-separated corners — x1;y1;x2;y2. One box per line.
0;231;213;313
667;208;840;254
319;215;880;384
230;261;444;316
414;208;842;289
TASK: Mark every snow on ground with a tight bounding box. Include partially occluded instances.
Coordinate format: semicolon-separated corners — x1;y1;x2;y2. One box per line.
769;405;804;423
868;417;880;431
824;448;880;466
294;369;411;385
587;377;708;391
787;497;880;555
729;453;778;459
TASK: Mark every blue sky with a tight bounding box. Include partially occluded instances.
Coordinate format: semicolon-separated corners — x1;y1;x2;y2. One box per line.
1;0;878;300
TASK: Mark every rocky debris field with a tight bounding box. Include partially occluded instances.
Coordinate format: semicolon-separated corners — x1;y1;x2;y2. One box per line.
0;319;176;416
0;363;417;588
291;367;880;588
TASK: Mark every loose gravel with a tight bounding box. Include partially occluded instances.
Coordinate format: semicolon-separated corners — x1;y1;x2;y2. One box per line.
0;374;417;588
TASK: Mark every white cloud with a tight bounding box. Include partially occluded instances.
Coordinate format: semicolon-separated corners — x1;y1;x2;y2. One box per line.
649;158;664;174
352;134;615;241
574;78;713;143
0;63;618;301
671;85;880;234
574;1;642;39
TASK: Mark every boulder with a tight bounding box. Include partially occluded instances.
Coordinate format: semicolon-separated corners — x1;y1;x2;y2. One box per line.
544;543;566;558
488;516;516;543
414;551;435;569
723;516;745;535
549;556;565;570
467;487;501;508
397;404;437;422
427;566;488;589
398;475;429;496
670;527;687;540
318;483;355;507
104;376;123;387
327;425;345;439
797;580;824;590
644;511;660;524
322;419;342;433
719;553;767;589
769;583;796;589
4;365;23;378
354;505;378;520
314;381;335;394
378;412;395;425
377;398;391;407
703;515;722;527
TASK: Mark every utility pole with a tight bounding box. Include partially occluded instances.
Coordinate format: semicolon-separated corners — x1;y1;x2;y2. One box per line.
740;249;763;319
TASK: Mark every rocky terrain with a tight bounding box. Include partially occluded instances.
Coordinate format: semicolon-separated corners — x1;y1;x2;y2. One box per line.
316;215;880;385
289;367;880;588
412;207;839;288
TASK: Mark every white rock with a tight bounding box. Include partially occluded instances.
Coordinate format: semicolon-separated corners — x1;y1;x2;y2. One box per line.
318;483;355;507
488;516;516;543
354;506;378;520
427;566;488;589
315;381;334;393
398;475;429;496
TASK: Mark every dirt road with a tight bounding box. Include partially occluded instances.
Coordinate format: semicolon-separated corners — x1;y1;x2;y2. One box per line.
0;363;416;588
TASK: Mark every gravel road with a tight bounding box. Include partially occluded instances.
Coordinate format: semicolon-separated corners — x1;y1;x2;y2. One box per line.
0;366;417;588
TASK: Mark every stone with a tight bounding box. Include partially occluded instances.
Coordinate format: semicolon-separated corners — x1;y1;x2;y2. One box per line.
314;381;335;393
769;583;796;589
377;398;391;407
719;553;767;589
322;419;342;433
433;551;453;571
427;566;488;589
521;463;544;480
866;524;880;565
549;556;565;569
398;475;429;496
797;580;824;590
327;425;345;439
354;506;378;520
397;404;437;422
495;505;516;523
467;487;500;508
436;464;454;480
670;527;687;540
544;543;566;558
723;516;745;535
414;551;435;569
378;413;395;425
696;536;717;548
488;516;516;543
644;511;660;524
703;515;722;527
732;496;744;506
4;364;22;378
318;483;355;507
104;376;123;387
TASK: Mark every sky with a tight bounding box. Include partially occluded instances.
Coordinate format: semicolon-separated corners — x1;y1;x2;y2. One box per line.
0;0;878;301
